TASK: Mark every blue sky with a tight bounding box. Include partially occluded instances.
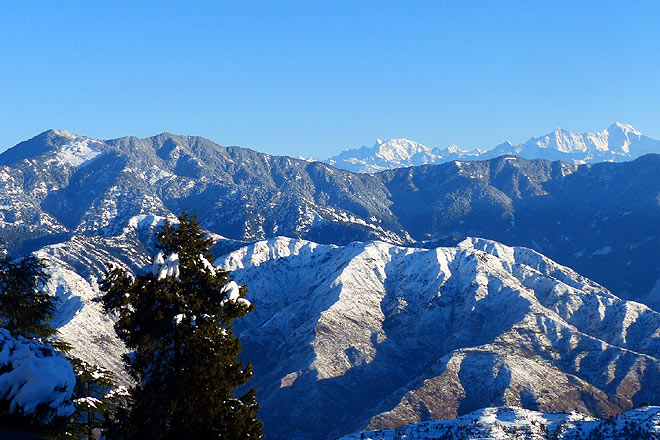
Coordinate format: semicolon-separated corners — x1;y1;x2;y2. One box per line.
2;1;660;157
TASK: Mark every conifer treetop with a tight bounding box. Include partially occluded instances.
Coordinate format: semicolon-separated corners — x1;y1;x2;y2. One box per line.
156;210;215;264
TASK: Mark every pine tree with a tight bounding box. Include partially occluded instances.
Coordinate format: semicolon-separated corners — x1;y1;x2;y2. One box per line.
0;246;73;437
101;212;263;439
0;251;55;339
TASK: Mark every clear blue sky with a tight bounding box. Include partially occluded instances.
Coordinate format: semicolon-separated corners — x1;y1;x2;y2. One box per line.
2;1;660;157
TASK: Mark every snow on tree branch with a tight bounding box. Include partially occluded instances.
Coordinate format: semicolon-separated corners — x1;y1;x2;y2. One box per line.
0;328;75;421
220;281;251;307
152;251;180;280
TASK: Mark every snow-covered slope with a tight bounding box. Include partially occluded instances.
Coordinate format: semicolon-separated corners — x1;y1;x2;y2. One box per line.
34;215;171;383
326;123;660;172
339;406;660;440
216;237;660;440
18;216;660;439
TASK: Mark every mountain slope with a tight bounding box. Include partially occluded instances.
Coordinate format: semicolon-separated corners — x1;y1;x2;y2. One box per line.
217;237;660;440
11;212;660;439
0;130;408;255
327;123;660;172
378;154;660;304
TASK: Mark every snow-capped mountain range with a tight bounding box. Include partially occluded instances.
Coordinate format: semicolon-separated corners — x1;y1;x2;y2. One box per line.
0;128;659;438
326;138;487;173
326;123;660;173
1;129;659;310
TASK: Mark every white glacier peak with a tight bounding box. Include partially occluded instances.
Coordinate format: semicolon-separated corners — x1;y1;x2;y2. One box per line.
326;122;660;172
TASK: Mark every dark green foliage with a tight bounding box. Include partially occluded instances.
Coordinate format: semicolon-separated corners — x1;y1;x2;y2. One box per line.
0;245;70;436
101;212;263;439
0;254;56;339
0;408;68;439
155;211;214;259
66;359;128;440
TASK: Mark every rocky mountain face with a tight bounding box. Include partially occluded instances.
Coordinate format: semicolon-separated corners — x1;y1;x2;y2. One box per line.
1;129;659;309
218;237;660;440
327;123;660;172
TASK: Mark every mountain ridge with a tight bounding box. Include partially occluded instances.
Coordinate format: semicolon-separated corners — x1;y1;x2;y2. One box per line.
1;129;659;309
326;122;660;172
339;406;660;439
216;236;660;439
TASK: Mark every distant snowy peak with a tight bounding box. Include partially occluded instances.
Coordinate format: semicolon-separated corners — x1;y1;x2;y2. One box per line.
326;123;660;172
374;138;433;160
487;122;659;165
514;122;649;157
326;138;436;173
480;122;656;161
326;138;484;173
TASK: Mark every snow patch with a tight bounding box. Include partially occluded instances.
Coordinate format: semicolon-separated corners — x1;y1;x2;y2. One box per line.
153;252;180;280
56;139;102;167
0;329;75;420
220;280;251;307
